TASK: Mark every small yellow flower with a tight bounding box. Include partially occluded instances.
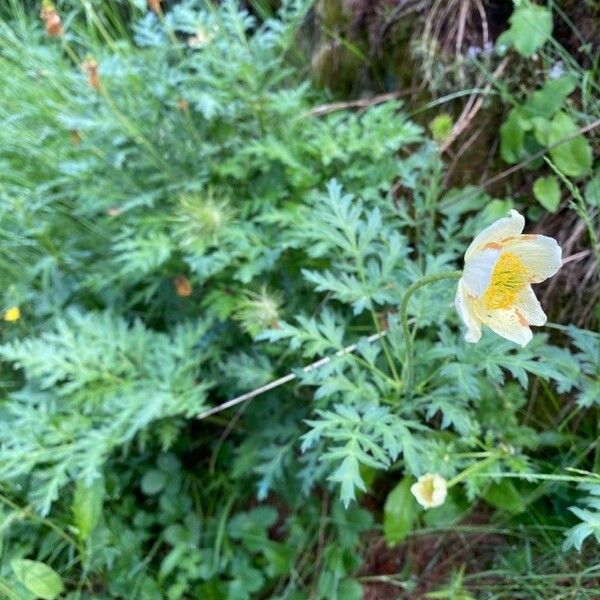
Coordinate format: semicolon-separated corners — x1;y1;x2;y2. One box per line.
411;473;448;509
3;306;21;322
455;209;562;347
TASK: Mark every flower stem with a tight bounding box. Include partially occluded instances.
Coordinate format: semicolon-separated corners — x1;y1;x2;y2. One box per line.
447;455;498;488
400;270;462;398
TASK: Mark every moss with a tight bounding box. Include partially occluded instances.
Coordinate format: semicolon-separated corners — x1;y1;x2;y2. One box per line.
311;40;363;94
316;0;353;29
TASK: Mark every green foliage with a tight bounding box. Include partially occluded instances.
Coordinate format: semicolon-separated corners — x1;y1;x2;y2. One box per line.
533;175;561;212
0;0;598;597
564;480;600;552
11;559;64;600
482;480;527;514
547;112;593;177
0;310;213;514
567;326;600;408
73;478;105;541
302;404;424;506
585;175;600;207
499;75;590;175
498;0;553;57
383;476;419;545
498;67;596;219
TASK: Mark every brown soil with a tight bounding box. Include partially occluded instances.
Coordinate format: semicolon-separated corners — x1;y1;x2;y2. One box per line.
359;505;504;599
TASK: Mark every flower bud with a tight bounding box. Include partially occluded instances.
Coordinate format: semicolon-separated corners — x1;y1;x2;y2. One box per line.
40;1;63;37
410;474;448;509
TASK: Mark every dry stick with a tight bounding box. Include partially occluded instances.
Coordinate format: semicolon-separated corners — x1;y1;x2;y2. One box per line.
196;119;600;422
455;0;469;58
379;0;429;40
440;57;510;154
474;0;489;51
303;91;404;118
196;330;388;420
443;119;490;187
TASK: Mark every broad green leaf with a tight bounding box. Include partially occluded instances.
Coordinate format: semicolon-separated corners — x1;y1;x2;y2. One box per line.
11;559;64;600
500;109;527;163
423;495;464;527
228;507;278;551
483;480;526;514
141;469;167;495
429;114;453;142
533;176;561;212
439;186;490;215
383;476;418;545
522;75;577;118
337;579;363;600
498;1;553;57
531;117;551;146
481;199;513;222
73;477;104;541
548;112;592;177
585;175;600;207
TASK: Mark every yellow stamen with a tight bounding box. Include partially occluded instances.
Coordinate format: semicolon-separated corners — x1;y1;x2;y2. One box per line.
483;252;528;310
420;477;435;503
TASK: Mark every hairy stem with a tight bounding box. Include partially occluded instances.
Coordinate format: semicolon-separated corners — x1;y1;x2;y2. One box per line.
400;270;462;397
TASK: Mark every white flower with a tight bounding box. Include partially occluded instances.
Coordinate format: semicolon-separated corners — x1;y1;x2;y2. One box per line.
455;209;562;347
411;473;448;509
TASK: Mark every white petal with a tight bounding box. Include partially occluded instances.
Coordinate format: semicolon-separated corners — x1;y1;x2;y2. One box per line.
410;482;423;504
465;209;525;261
503;234;563;283
462;248;500;297
473;302;533;347
455;278;482;343
431;476;448;506
515;285;547;326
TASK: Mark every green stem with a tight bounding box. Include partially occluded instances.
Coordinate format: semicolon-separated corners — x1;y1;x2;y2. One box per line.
370;307;401;384
0;492;84;558
447;455;499;488
400;270;462;398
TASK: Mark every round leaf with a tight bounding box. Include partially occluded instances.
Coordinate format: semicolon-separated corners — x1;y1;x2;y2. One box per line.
548;112;592;178
585;175;600;207
11;559;64;600
483;480;526;514
533;176;561;212
503;2;553;57
141;469;167;495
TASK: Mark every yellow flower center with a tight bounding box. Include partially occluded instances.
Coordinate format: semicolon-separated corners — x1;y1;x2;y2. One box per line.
483;252;528;310
420;478;435;503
